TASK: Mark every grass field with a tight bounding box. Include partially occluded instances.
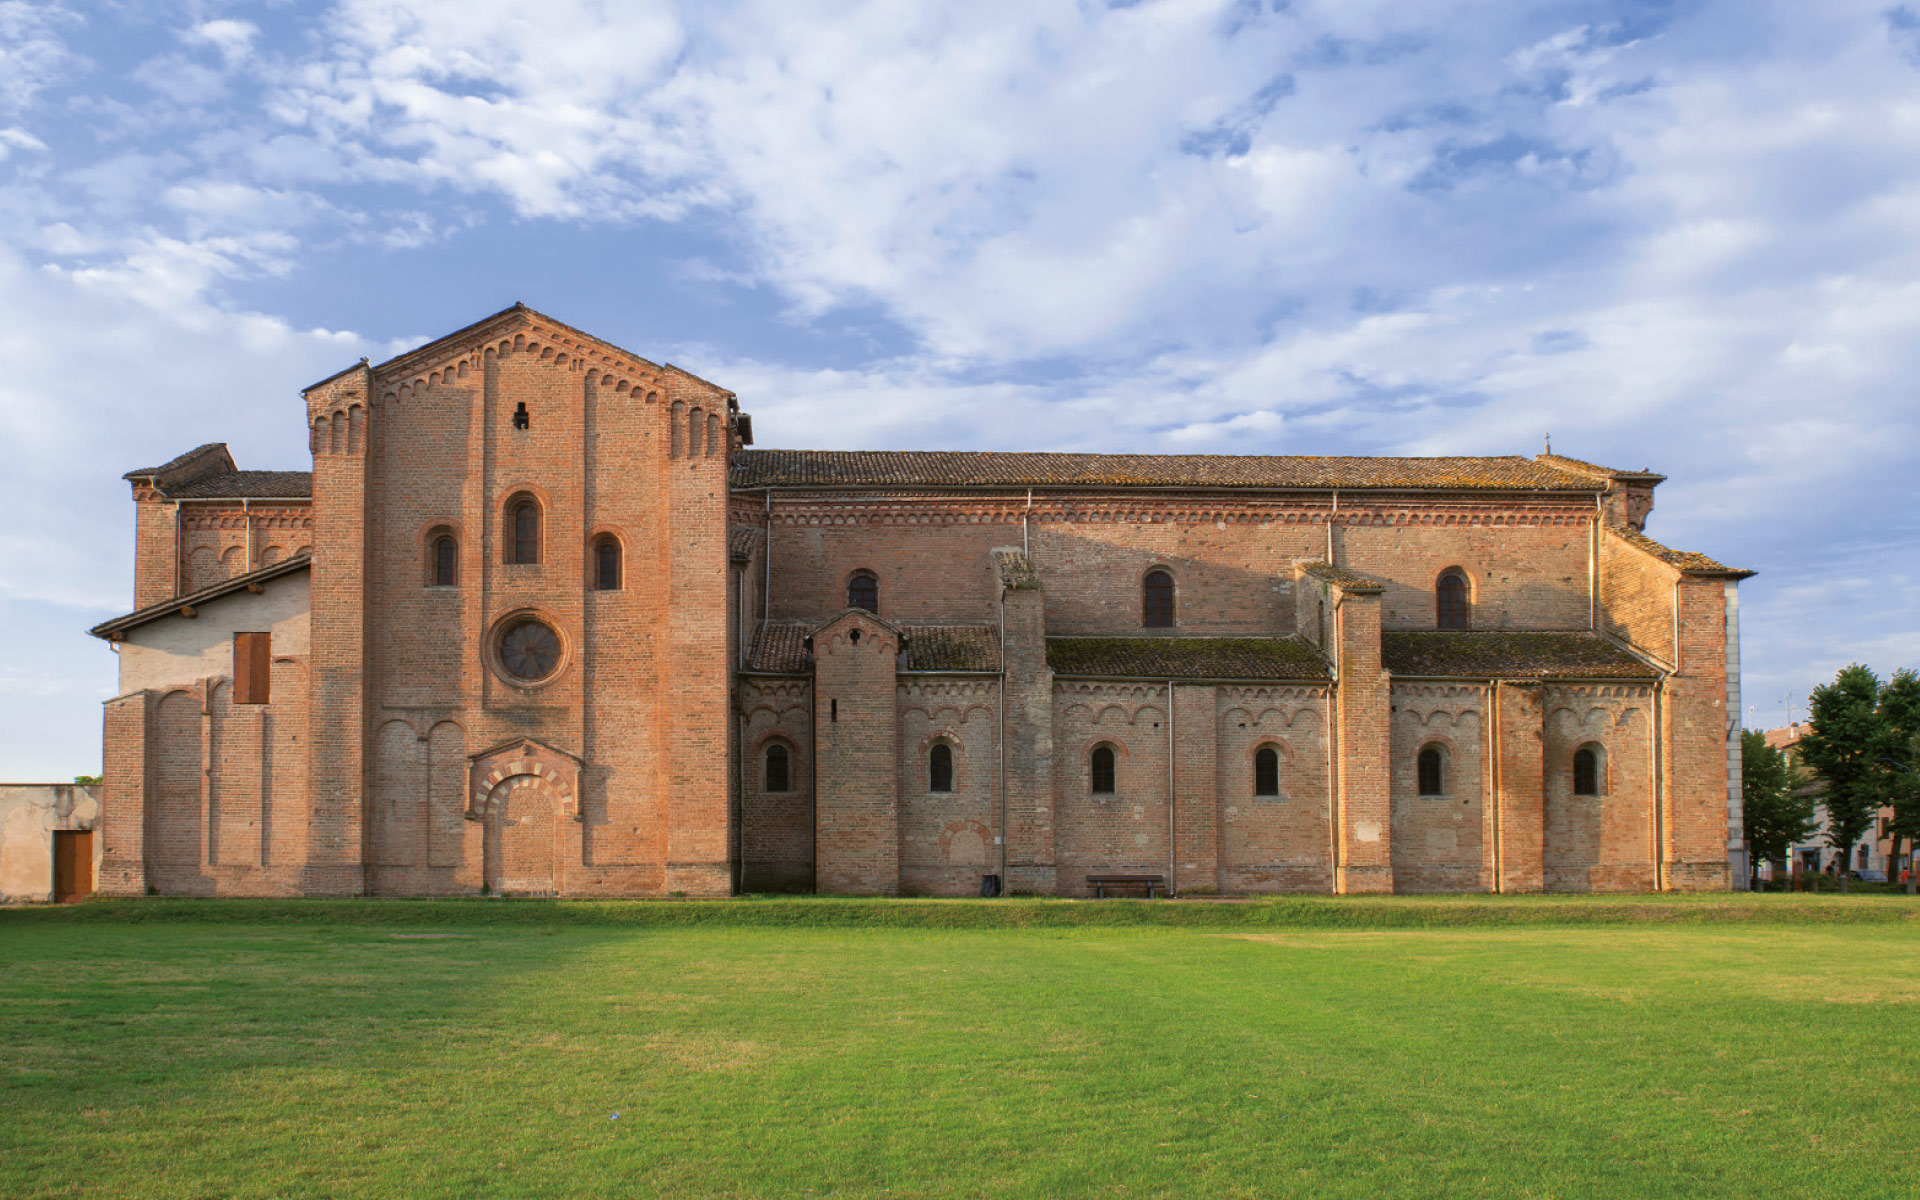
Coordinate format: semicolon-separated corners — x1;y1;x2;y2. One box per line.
3;895;1919;1199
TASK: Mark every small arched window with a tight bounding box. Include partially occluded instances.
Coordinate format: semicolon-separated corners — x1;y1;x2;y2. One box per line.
1436;569;1470;630
1254;746;1280;797
848;571;879;614
508;496;540;565
1090;745;1116;794
1573;745;1600;796
764;743;791;793
430;534;457;587
929;743;954;793
1143;569;1174;628
593;536;621;591
1418;745;1445;796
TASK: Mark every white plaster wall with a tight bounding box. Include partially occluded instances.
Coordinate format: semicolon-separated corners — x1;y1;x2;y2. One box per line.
117;571;310;696
0;784;101;902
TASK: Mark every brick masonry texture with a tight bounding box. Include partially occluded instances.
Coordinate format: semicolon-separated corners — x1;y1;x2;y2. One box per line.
94;306;1749;896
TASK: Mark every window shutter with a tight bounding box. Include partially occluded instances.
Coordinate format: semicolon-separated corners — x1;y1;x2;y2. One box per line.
234;632;271;704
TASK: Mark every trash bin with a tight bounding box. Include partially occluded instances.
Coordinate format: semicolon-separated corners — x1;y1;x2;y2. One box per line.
979;874;1002;898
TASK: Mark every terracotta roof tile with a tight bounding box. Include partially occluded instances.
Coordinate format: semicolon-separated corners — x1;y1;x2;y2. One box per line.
732;450;1601;492
746;623;811;673
164;470;314;499
1382;632;1659;680
1294;559;1386;593
901;625;1000;672
89;553;312;639
1047;637;1329;681
1609;529;1751;576
729;527;761;563
993;548;1040;590
1537;453;1666;483
123;443;230;480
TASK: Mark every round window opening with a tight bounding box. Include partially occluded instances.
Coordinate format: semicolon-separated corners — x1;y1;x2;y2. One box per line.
498;617;562;683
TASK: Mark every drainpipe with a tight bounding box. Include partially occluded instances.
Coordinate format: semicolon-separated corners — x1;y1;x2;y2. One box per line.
762;491;772;638
1652;676;1665;891
1023;488;1033;557
1489;680;1503;892
998;584;1009;887
809;675;819;895
244;498;254;570
1588;496;1599;631
1326;489;1338;561
1325;678;1339;893
1167;678;1176;896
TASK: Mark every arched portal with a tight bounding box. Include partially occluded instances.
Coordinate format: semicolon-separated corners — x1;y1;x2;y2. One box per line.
479;774;566;896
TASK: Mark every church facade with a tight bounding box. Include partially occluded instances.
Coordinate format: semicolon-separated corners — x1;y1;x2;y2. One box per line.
90;305;1752;898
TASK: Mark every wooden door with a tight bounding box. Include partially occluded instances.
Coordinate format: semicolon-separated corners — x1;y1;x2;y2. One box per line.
53;830;93;902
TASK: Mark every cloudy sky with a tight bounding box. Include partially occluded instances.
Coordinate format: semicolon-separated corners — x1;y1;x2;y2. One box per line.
1;0;1917;777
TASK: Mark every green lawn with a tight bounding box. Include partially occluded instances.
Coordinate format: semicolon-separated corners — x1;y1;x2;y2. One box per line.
3;896;1918;1199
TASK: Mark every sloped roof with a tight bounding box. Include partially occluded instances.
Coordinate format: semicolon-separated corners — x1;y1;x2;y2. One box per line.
901;625;1000;672
729;527;761;564
746;623;811;673
1538;453;1667;484
1047;637;1329;681
1609;529;1753;577
89;553;312;639
1381;632;1660;680
123;442;232;481
1295;559;1386;593
993;548;1040;591
732;450;1605;492
165;470;313;499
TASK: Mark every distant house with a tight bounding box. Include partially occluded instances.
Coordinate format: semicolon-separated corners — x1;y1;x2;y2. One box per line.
1763;724;1906;878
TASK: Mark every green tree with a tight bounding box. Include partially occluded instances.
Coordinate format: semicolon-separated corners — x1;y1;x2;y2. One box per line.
1876;669;1920;895
1797;664;1889;893
1741;729;1816;889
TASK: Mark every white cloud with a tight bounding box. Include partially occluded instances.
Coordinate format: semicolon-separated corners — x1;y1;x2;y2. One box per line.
0;0;81;114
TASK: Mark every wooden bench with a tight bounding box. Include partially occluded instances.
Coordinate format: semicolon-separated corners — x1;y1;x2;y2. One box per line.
1087;874;1167;899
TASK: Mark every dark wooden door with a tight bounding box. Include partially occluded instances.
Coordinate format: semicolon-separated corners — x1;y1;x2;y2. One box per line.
53;831;93;902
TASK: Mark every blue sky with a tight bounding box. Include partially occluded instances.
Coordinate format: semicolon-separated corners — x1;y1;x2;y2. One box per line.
2;0;1917;777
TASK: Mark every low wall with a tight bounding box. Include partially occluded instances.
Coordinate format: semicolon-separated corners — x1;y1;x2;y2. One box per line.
0;784;102;903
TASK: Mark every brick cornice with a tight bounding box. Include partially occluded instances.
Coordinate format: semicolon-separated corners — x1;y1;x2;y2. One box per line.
745;492;1600;529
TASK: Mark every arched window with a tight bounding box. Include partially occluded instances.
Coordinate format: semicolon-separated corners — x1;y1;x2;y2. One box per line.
1573;745;1600;796
1417;745;1445;796
593;536;621;591
430;533;457;587
1254;746;1280;797
1436;569;1470;630
508;496;540;565
929;743;954;793
1143;569;1175;628
1090;745;1116;794
848;570;879;614
764;743;791;793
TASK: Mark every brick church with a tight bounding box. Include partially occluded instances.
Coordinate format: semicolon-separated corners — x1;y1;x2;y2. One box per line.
89;305;1752;897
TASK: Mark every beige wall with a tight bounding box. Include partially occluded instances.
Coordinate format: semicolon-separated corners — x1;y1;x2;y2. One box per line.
117;573;311;696
0;784;100;903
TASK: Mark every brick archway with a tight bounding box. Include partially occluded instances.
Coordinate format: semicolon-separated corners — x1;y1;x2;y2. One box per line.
482;774;567;896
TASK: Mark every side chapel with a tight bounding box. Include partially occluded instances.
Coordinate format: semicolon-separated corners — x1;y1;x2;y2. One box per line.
90;305;1753;897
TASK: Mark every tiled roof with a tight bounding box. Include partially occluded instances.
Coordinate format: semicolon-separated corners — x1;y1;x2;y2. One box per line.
1047;637;1329;681
732;450;1603;492
901;625;1000;672
1609;529;1751;577
729;527;761;564
124;443;230;480
993;548;1040;591
1538;453;1666;483
746;622;811;673
165;470;314;499
1381;632;1660;680
1295;559;1385;593
89;554;312;639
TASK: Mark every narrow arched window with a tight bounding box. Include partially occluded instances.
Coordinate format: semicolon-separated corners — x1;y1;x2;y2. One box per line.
594;536;621;591
1418;745;1445;796
431;534;457;587
848;571;879;614
929;743;954;793
1254;747;1280;797
1436;569;1469;630
1573;746;1599;796
1090;745;1116;794
509;497;540;565
1143;569;1174;628
764;743;790;793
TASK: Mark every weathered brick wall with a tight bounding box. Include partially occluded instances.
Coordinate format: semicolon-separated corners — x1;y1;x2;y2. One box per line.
1172;684;1220;892
1052;682;1170;896
898;679;1000;896
98;694;149;895
812;612;902;894
1334;586;1393;893
1541;684;1655;892
132;490;180;607
998;556;1054;893
1495;682;1546;893
1598;529;1675;663
739;676;813;892
1664;578;1732;889
1390;684;1488;893
1216;687;1331;892
1342;513;1592;630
